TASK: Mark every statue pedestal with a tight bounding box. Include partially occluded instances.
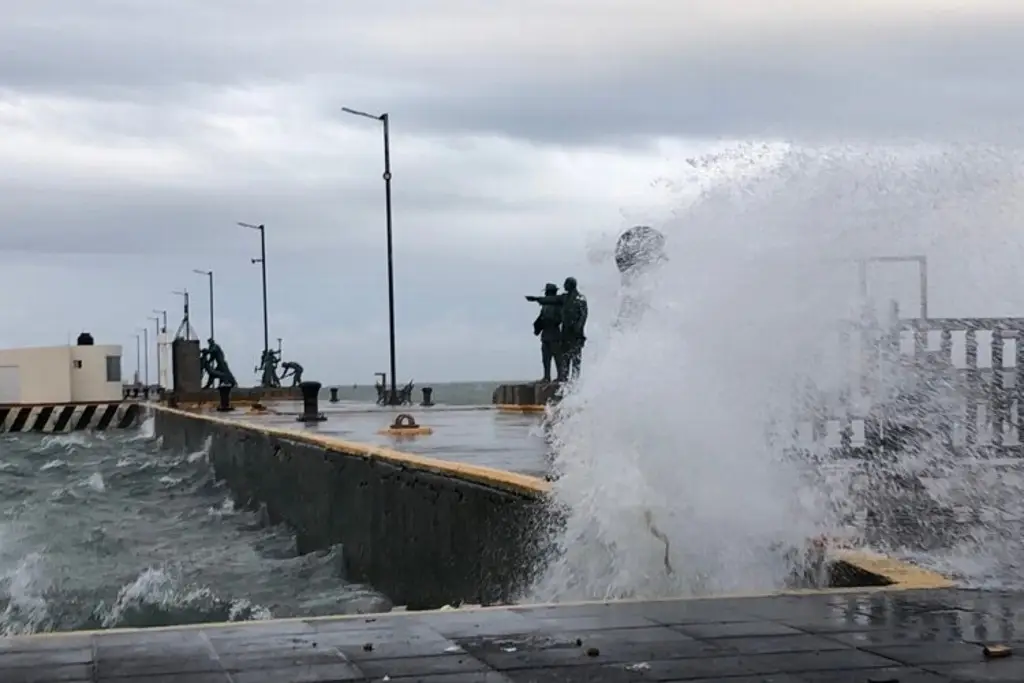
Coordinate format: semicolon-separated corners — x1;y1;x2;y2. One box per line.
491;381;561;410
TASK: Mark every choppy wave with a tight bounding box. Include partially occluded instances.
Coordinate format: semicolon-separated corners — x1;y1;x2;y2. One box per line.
0;422;389;634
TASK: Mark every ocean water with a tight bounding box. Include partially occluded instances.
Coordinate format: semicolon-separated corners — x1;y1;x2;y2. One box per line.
0;418;390;635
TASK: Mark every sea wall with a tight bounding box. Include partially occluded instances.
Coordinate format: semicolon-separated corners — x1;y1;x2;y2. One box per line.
152;406;550;610
152;405;952;611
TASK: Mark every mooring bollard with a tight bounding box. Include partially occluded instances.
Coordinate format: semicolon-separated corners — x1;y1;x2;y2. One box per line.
329;386;340;403
378;413;433;436
421;387;434;406
297;381;327;423
216;384;233;412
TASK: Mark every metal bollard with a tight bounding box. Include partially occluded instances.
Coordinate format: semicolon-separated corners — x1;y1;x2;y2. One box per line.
216;384;234;412
329;386;339;403
297;381;327;423
421;387;434;406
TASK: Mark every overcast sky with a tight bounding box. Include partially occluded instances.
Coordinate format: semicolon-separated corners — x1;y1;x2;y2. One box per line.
2;1;1023;384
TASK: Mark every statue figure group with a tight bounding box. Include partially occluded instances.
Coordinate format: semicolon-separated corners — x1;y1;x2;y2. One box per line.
201;338;237;389
374;378;415;406
255;349;304;388
525;276;588;382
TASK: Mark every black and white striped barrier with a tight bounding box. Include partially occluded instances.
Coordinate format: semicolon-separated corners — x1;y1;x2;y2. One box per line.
0;402;142;434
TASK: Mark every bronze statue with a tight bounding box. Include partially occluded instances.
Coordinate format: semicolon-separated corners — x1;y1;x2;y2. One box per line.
527;283;564;382
201;338;237;388
256;349;282;388
279;360;304;387
526;277;588;380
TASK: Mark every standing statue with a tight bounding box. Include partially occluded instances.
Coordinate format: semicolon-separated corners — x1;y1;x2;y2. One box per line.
200;338;237;388
278;360;304;387
256;349;282;388
526;277;588;381
526;283;564;382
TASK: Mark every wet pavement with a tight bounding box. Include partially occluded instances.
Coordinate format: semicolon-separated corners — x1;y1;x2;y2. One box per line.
6;587;1024;681
226;401;551;477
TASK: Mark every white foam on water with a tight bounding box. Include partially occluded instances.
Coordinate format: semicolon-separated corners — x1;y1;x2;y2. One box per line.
531;141;1024;601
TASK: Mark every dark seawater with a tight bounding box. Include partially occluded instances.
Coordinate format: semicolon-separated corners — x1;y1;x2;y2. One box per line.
0;418;390;635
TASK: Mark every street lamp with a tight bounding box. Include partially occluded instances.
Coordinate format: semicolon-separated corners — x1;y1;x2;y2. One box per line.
193;269;215;340
137;327;149;387
341;105;399;405
152;308;168;389
238;222;270;382
148;316;161;388
134;333;141;386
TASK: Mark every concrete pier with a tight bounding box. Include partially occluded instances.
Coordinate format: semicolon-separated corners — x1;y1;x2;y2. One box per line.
6;586;1023;681
152;405;945;611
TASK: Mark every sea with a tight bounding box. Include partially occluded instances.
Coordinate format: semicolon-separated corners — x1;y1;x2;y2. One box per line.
0;382;498;635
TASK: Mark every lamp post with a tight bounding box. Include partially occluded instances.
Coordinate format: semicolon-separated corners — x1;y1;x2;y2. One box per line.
134;333;141;386
152;309;167;389
148;316;161;388
238;222;270;382
341;105;398;405
137;327;149;387
193;269;215;340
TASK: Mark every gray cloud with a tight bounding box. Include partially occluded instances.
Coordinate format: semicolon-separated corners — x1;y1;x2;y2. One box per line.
3;1;1024;382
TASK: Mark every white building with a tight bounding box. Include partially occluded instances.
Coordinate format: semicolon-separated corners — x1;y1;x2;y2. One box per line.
0;344;124;404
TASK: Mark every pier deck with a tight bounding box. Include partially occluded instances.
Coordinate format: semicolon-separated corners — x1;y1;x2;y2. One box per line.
5;587;1023;682
227;401;550;475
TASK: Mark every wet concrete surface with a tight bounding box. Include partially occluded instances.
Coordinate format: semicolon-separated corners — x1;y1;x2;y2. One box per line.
225;401;551;476
6;587;1024;681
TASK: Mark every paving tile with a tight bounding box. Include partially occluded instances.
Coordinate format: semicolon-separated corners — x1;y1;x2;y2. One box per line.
0;664;94;683
711;633;850;655
0;647;93;668
355;653;493;678
0;635;93;653
672;620;807;639
98;674;232;683
863;641;997;666
625;654;755;680
925;659;1024;681
740;649;906;675
96;652;224;678
534;613;663;632
231;661;363;683
502;664;652;682
800;666;955;682
390;674;514;683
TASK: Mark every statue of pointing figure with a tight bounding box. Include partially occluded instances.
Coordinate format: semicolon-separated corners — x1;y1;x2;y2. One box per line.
526;276;588;382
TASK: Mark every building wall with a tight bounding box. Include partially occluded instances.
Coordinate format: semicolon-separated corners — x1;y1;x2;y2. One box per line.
70;345;124;402
0;344;123;404
0;347;73;404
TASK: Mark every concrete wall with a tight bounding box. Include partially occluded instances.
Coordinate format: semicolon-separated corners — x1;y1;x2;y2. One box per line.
153;406;551;610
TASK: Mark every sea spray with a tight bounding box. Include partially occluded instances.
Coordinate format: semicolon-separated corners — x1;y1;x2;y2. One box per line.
531;141;1024;601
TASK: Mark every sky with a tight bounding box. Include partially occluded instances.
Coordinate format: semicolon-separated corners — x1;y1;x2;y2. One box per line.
1;1;1023;384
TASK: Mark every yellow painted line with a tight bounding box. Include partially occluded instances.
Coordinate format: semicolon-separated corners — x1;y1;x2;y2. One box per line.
495;404;547;414
155;405;552;498
835;549;955;590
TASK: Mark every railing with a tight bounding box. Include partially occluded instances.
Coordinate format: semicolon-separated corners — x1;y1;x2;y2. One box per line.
786;311;1024;459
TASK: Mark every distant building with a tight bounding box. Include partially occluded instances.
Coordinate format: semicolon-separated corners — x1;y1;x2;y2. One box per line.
0;339;124;405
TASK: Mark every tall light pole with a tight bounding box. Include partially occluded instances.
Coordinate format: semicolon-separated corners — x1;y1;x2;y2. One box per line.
341;105;398;405
193;269;215;340
137;327;149;387
238;222;269;382
148;316;161;388
152;309;167;389
134;333;141;385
